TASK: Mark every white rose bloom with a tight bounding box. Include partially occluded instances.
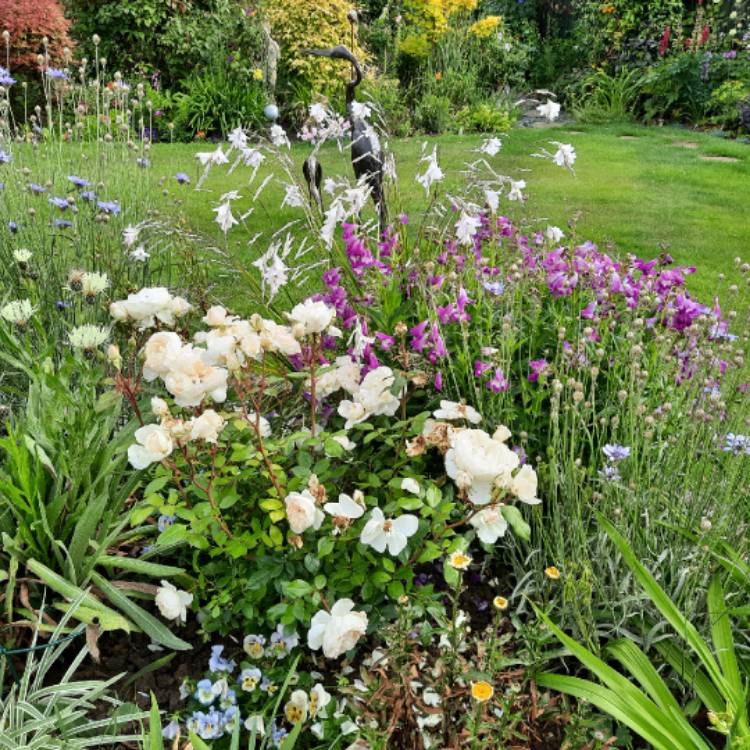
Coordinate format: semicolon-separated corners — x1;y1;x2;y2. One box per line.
143;331;184;381
492;425;512;443
155;580;193;623
203;305;235;327
433;400;482;424
255;318;302;356
169;296;192;320
445;429;519;505
285;490;325;534
324;491;365;519
400;478;420;495
338;400;368;430
163;345;228;407
288;299;336;336
331;434;356;451
470;505;509;544
315;357;362;399
190;409;225;443
307;598;368;659
109;300;129;322
510;464;541;505
360;507;419;556
151;397;169;417
128;424;174;469
355;367;400;416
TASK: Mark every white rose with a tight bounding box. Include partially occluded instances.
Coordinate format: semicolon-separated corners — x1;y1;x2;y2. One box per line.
143;331;183;381
155;580;193;623
169;295;192;319
307;598;368;659
470;505;508;544
510;464;540;505
109;300;129;322
190;409;225;443
433;400;482;424
122;287;173;328
288;299;335;335
128;424;174;469
204;305;232;327
151;397;169;417
338;400;368;430
400;478;420;495
445;429;519;505
285;490;325;534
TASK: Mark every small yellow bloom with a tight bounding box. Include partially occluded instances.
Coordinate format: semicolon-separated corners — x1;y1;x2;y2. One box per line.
448;551;472;570
545;566;561;580
253;68;264;81
493;595;509;610
470;680;494;702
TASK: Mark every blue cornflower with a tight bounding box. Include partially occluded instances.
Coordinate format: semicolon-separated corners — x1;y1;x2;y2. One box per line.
53;219;73;229
139;544;155;556
598;464;621;482
45;67;68;80
482;280;505;296
0;150;12;163
137;157;151;168
194;678;216;706
238;667;262;692
80;190;97;202
157;514;176;532
49;196;70;210
0;66;15;86
162;720;179;740
8;221;18;233
208;645;236;674
29;183;47;194
97;200;121;215
602;444;631;462
68;175;91;188
174;172;191;185
269;624;299;659
55;300;71;311
722;434;750;455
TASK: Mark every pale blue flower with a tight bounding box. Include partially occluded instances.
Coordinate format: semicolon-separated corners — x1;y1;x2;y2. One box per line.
195;678;216;706
162;720;179;740
0;150;12;163
603;444;630;462
174;172;190;184
68;176;91;188
80;190;97;202
208;645;236;673
598;464;621;482
223;706;240;734
45;67;68;80
97;200;121;215
269;624;299;659
243;633;266;658
49;196;70;210
53;219;73;229
158;514;176;532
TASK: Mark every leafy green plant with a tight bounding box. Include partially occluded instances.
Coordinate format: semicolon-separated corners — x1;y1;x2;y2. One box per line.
572;69;645;123
0;595;147;748
415;93;452;134
536;515;750;750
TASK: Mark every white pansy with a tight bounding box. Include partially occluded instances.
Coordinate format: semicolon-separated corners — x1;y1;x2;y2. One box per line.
510;464;541;504
416;146;444;194
445;428;519;505
455;212;481;246
433;400;482;424
360;507;418;556
288;299;335;336
536;98;561;121
310;682;332;717
470;505;508;544
479;137;502;156
307;598;368;659
190;409;225;443
285;490;325;534
155;580;193;623
324;491;365;519
507;179;526;202
401;478;420;495
128;424;174;469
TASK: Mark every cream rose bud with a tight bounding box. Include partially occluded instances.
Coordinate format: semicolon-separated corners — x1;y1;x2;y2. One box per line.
169;295;192;319
109;300;129;322
204;305;231;327
155;580;193;623
307;598;368;659
190;409;225;443
151;397;169;417
288;299;335;335
106;343;122;368
142;331;183;381
493;425;512;443
128;424;174;469
401;478;420;495
284;490;325;534
510;464;541;504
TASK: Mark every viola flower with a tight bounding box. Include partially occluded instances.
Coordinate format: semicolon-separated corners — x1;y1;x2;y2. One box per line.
194;679;217;706
269;624;299;658
243;634;266;658
360;507;419;556
158;514;176;532
239;667;262;692
208;645;236;674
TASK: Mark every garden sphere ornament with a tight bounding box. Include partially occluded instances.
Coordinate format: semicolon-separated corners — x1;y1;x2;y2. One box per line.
300;44;386;230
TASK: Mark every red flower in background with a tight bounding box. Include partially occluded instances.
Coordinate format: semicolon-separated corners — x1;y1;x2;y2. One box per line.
699;24;711;47
658;26;671;57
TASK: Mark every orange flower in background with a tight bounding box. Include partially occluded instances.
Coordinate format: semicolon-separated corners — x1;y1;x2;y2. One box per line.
195;130;206;140
601;4;616;12
434;71;442;81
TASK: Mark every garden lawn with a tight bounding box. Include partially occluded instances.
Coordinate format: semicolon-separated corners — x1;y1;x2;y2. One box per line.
150;123;750;305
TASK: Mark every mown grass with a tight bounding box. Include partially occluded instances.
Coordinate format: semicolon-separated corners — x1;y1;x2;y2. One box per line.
150;122;750;306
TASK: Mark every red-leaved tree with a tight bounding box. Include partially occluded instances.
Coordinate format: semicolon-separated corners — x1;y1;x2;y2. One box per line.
0;0;74;74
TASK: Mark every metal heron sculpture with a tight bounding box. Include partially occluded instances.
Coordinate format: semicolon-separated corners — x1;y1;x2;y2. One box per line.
300;45;387;230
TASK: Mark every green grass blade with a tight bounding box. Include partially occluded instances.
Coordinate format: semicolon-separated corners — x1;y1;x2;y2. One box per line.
654;639;724;713
149;692;165;750
96;556;185;578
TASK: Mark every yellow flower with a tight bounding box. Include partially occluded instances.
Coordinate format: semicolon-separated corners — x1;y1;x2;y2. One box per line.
468;15;502;38
470;681;494;702
448;551;472;570
545;565;561;580
493;595;509;610
253;68;264;81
